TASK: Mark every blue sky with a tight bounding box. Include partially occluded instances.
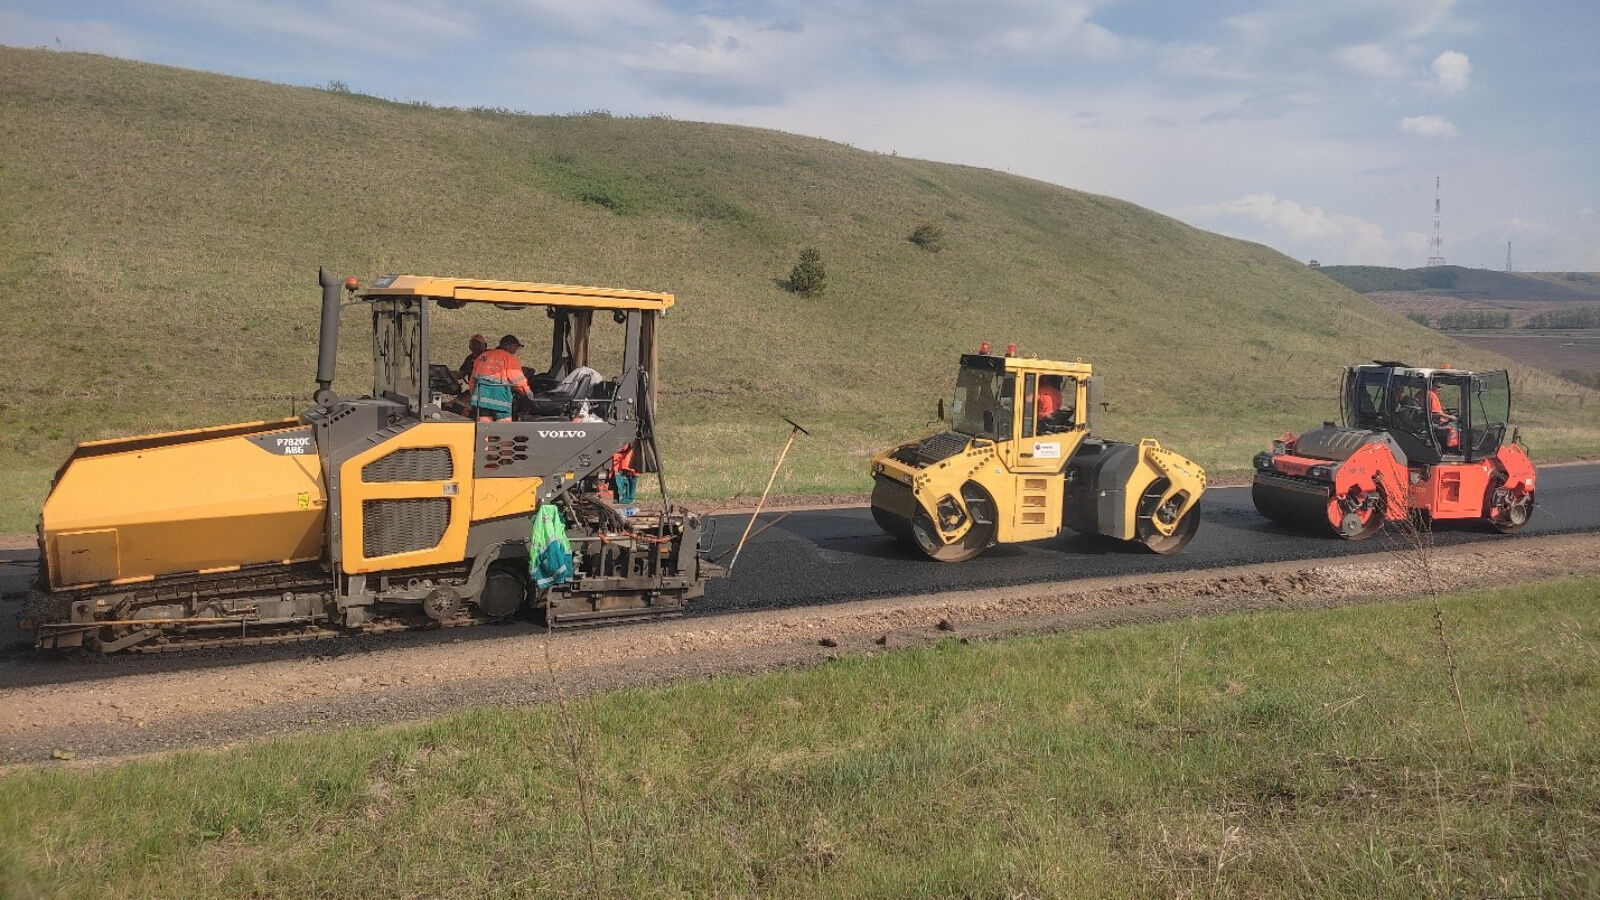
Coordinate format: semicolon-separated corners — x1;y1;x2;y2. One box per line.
5;0;1597;270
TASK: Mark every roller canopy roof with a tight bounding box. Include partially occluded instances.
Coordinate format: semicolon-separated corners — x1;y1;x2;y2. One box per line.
356;274;675;311
1357;363;1497;378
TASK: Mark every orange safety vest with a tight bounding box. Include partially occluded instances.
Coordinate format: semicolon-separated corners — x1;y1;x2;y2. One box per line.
611;444;637;476
1038;385;1062;418
469;349;531;394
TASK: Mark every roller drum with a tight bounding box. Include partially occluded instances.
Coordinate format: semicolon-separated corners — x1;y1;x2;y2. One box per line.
1252;472;1339;537
870;475;918;544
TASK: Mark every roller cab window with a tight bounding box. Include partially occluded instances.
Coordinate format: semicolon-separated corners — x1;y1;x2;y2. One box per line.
1472;371;1511;425
1343;367;1392;430
1464;371;1511;458
951;355;1014;441
1387;373;1434;447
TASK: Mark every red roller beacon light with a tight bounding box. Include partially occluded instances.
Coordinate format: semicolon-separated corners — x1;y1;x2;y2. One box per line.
1251;362;1535;539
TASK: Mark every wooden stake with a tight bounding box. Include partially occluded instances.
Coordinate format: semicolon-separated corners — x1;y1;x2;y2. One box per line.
728;418;809;573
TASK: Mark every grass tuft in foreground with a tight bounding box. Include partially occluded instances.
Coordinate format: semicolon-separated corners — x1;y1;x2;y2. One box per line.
3;577;1599;897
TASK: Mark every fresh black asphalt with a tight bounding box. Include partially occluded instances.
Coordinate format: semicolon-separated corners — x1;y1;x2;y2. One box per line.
698;463;1600;616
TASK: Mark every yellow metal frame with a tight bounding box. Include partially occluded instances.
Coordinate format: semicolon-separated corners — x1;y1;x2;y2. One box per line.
338;423;477;573
357;275;674;311
42;422;326;589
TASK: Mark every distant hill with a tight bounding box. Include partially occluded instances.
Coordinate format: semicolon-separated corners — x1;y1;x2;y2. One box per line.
1318;265;1600;301
0;48;1595;527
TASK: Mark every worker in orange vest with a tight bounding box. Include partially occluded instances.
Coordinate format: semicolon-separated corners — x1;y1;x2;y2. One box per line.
1428;383;1459;451
468;335;534;422
610;444;639;504
1037;375;1075;433
1037;376;1063;420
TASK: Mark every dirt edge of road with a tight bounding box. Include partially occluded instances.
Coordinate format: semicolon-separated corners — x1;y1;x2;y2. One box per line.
3;532;1597;767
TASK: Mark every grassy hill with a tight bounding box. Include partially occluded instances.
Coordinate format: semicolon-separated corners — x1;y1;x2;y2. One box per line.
1;48;1597;529
1318;265;1600;301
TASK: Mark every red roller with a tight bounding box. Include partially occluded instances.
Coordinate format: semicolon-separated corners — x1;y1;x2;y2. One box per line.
1253;363;1536;539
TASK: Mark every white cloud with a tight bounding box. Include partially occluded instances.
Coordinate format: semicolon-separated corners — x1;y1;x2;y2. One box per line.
1173;193;1414;265
1337;43;1402;78
1428;50;1471;92
502;0;1138;109
1500;217;1555;237
150;0;478;57
1166;1;1465;96
501;0;676;42
1397;230;1432;259
617;15;817;106
1399;114;1458;137
1182;193;1373;239
1226;0;1458;49
855;1;1130;66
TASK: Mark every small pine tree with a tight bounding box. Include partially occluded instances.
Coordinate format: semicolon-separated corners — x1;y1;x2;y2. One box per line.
789;247;827;296
909;223;945;252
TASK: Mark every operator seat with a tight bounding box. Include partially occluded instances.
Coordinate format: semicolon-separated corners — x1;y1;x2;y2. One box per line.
520;365;603;419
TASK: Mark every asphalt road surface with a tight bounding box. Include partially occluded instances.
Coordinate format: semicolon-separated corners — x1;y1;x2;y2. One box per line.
698;463;1600;616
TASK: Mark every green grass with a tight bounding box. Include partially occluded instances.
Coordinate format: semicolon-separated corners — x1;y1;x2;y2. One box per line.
4;577;1599;898
0;464;51;534
2;48;1598;529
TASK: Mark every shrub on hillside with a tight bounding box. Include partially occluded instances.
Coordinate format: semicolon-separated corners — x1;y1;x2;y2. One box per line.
789;248;827;297
1526;308;1600;329
1407;313;1430;327
579;188;626;212
1436;310;1510;330
909;224;945;252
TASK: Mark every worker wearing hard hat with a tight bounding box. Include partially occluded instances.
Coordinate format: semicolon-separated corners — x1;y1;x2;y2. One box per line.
468;335;534;422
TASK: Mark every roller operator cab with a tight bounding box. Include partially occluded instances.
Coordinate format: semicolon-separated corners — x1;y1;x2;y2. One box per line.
869;347;1206;562
1251;362;1536;539
27;269;715;652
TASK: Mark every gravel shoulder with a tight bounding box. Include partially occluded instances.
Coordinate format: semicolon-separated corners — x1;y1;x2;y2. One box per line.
3;532;1597;766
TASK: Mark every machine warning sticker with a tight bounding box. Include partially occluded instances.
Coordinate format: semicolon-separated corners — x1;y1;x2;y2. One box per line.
1033;442;1062;459
297;492;311;509
248;427;316;456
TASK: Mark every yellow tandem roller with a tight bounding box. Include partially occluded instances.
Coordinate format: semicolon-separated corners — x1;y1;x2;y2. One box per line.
869;345;1206;562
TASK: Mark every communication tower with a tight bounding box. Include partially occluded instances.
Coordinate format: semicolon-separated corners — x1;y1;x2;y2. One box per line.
1425;176;1446;267
1505;241;1512;272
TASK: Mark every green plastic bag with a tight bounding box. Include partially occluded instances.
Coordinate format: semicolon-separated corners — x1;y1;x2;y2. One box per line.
529;504;573;589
